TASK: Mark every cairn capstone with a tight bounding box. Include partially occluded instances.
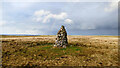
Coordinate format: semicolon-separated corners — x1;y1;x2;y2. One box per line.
54;25;68;48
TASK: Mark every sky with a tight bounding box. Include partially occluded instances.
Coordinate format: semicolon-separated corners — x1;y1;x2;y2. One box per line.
0;1;118;35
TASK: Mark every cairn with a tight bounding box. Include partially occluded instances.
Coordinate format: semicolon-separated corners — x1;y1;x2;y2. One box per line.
54;25;68;48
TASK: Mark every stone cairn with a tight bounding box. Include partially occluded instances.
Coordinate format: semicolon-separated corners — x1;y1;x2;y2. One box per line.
54;25;68;48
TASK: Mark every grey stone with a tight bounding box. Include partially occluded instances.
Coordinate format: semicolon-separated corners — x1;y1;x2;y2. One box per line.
54;25;68;48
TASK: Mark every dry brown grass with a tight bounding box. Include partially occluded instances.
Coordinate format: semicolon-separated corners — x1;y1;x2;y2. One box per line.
1;35;118;67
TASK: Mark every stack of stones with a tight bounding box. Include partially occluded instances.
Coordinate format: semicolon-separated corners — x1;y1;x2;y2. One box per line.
54;25;68;48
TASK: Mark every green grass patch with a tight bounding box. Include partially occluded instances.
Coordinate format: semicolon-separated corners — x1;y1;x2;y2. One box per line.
5;45;85;61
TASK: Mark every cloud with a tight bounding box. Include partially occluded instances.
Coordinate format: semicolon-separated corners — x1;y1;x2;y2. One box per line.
33;10;68;23
0;20;16;27
34;10;50;16
2;0;119;2
80;24;96;30
0;21;6;26
15;29;40;35
0;2;2;22
5;2;35;10
1;2;118;35
64;19;73;24
104;2;118;12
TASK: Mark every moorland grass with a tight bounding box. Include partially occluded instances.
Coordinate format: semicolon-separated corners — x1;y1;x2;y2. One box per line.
2;35;118;66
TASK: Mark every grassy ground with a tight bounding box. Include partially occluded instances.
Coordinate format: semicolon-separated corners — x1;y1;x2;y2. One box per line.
1;35;118;67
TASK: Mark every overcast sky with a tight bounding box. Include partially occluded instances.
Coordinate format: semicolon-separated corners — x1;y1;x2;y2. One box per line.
0;2;118;35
